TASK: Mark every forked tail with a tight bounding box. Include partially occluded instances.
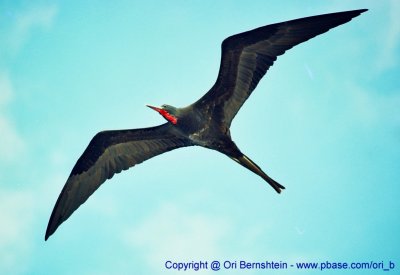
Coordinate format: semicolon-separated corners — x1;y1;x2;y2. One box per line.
232;154;285;193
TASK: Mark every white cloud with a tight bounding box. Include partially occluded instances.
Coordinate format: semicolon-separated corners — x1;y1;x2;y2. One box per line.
7;5;58;52
345;81;400;129
0;5;58;160
0;73;24;163
123;202;230;274
0;189;35;274
376;0;400;71
0;73;13;106
0;117;24;162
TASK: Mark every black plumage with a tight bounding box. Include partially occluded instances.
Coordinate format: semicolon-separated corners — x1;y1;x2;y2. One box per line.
46;9;367;240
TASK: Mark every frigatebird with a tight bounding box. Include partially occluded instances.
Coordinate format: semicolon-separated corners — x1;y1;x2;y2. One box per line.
45;9;367;240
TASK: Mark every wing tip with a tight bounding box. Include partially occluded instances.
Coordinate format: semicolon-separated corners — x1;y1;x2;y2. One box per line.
45;221;56;241
45;202;64;241
343;8;368;19
351;8;368;16
44;231;51;241
331;8;368;15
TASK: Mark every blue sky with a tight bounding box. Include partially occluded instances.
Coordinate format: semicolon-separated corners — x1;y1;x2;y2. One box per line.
1;1;399;274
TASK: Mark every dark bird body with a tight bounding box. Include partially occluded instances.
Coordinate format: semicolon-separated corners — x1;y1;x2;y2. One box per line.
45;9;367;240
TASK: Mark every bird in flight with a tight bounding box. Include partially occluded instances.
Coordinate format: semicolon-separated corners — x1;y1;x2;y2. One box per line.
45;9;367;240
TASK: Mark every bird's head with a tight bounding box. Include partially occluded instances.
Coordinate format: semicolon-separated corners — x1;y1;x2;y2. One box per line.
146;104;178;125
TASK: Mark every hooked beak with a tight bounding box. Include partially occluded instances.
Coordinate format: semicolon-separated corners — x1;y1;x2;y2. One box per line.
146;105;162;113
146;104;178;125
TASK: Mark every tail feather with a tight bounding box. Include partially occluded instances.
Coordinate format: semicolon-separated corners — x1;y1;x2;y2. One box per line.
232;154;285;193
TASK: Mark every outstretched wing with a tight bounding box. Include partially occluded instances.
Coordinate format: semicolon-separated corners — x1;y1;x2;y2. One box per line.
45;123;191;240
195;9;367;128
